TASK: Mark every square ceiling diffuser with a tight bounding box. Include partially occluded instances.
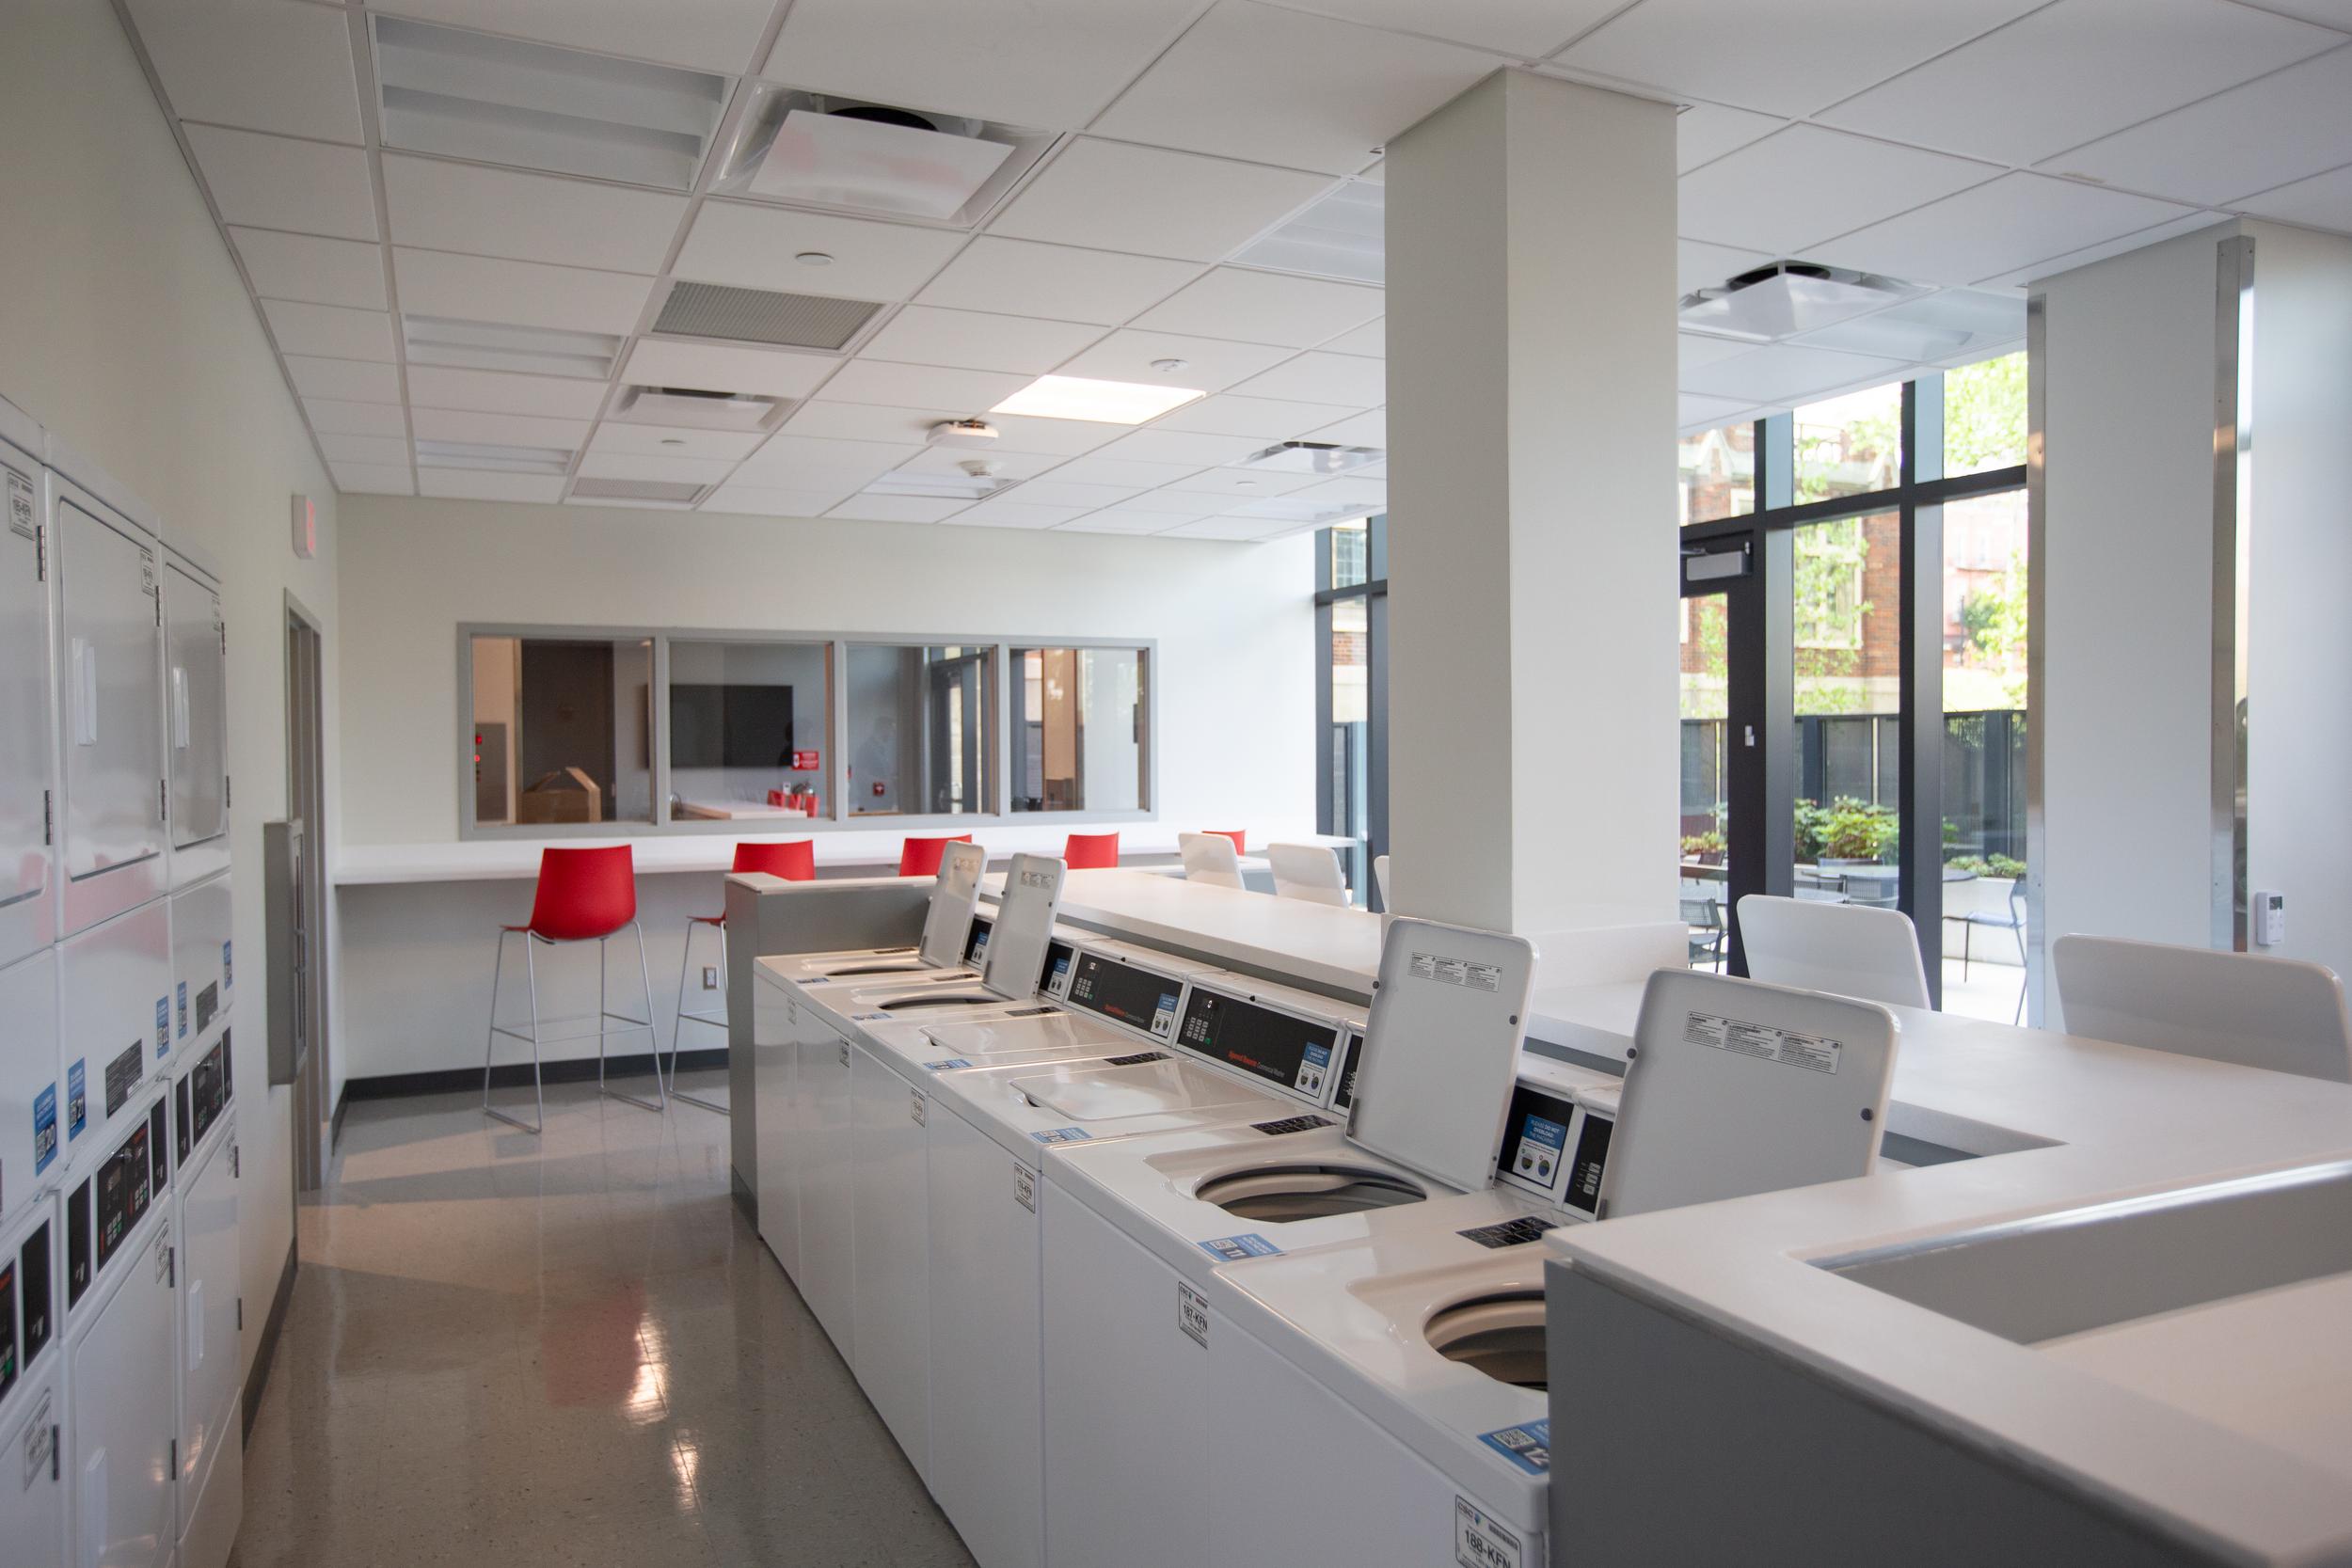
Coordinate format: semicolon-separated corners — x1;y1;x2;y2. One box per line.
1232;181;1384;285
653;281;881;351
711;87;1054;227
373;16;727;191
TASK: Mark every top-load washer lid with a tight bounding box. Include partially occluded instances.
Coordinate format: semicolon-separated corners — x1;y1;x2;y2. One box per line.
814;840;990;978
1344;919;1539;1196
925;1012;1136;1057
1007;1055;1278;1122
867;852;1066;1011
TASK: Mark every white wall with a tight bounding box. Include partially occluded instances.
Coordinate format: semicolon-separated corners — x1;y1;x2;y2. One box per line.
0;0;343;1389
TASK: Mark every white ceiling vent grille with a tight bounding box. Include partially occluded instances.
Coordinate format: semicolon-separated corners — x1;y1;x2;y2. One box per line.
1232;181;1384;285
613;386;788;431
1679;262;1927;343
569;476;707;504
709;87;1057;227
653;282;881;351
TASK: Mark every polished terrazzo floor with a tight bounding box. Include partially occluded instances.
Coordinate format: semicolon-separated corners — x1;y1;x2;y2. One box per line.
230;1073;975;1568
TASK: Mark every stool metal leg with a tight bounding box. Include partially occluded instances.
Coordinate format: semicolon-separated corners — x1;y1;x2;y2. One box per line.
484;928;545;1135
665;918;728;1116
599;921;667;1113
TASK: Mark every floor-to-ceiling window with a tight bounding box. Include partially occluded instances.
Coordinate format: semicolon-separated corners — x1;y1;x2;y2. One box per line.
1678;351;2028;1013
1315;515;1386;905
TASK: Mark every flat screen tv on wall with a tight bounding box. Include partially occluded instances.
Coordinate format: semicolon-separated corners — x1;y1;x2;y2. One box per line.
671;684;794;768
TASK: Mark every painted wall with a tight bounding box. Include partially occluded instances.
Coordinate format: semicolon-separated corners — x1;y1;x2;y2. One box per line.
0;0;344;1386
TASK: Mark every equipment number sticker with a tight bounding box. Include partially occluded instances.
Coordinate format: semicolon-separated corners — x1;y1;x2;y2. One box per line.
909;1088;927;1126
1177;1281;1210;1348
1012;1162;1036;1212
1454;1497;1524;1568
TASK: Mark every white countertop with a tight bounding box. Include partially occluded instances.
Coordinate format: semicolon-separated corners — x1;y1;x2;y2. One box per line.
332;826;1354;887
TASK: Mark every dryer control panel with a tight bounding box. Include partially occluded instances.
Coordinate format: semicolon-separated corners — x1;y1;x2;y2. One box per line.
176;1030;232;1169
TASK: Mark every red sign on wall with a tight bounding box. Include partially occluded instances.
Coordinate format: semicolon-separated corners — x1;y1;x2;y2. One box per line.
872;782;886;797
791;750;820;770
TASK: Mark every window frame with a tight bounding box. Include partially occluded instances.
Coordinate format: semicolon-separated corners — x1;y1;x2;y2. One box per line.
453;624;1159;839
1008;644;1156;816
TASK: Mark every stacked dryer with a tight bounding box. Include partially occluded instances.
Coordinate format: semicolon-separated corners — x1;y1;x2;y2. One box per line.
2;389;239;1568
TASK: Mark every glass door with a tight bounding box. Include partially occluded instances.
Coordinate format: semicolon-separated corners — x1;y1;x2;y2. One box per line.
927;653;987;815
1789;512;1902;912
1679;592;1731;969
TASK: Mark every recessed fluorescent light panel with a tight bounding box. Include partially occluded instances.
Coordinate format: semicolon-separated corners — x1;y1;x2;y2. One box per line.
568;476;707;505
992;374;1205;425
864;472;1012;501
1234;440;1383;476
415;439;574;475
1232;182;1384;285
710;87;1055;226
372;16;728;191
653;282;882;351
403;316;622;378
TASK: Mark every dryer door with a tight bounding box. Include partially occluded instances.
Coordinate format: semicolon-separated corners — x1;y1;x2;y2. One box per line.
71;1220;174;1568
163;563;224;856
177;1124;239;1542
56;498;163;936
0;454;54;969
0;1376;66;1568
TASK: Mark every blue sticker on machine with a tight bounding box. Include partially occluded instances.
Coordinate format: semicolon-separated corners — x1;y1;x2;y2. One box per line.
32;1085;57;1174
223;940;232;988
925;1058;972;1072
1196;1233;1283;1261
66;1061;86;1138
1479;1420;1551;1476
156;996;170;1055
1030;1127;1091;1145
177;982;188;1039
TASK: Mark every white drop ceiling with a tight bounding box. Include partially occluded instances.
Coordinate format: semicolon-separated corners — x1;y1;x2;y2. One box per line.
113;0;2352;542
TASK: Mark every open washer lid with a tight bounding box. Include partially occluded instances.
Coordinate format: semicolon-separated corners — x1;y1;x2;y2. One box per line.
915;840;988;967
972;852;1063;1000
1343;918;1537;1196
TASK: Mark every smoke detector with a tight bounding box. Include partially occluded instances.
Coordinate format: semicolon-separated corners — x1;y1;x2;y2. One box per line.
1678;261;1925;342
929;419;999;449
958;457;1001;479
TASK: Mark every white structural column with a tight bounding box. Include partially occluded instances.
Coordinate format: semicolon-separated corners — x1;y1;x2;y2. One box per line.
1383;70;1678;934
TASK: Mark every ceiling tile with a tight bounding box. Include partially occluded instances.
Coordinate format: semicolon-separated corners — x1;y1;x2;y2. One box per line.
1165;467;1323;498
2249;0;2352;24
406;365;611;418
1679;392;1756;430
126;0;364;142
230;229;387;310
416;469;567;503
1101;487;1243;515
895;446;1065;479
329;461;414;495
1317;318;1385;356
675;204;965;301
940;499;1087;529
705;484;863;517
1003;480;1145;508
979;412;1131;455
408;408;590;450
1152;393;1363;437
2040;46;2352;207
1304;408;1387;446
1157;516;1295;540
183;125;378;241
318;433;412;465
1054;330;1293;393
576;451;736;484
1092;2;1504;177
739;434;923;484
1130;267;1383;348
392;248;652;335
1811;172;2200;288
367;0;774;75
763;0;1193;128
1677;103;1788;173
1677;343;1911;405
1033;454;1204;488
1291;474;1388;505
782;402;965;443
1556;0;2047;118
1677;238;1773;296
1056;510;1184;533
1094;427;1274;466
1679;332;1752;375
1226;351;1384;405
588;424;764;461
989;139;1337;263
621;341;834;400
823;360;1031;411
2235;160;2352;233
304;398;409;437
1820;0;2341;167
1262;0;1617;55
262;300;397;362
915;237;1202;326
285;355;402;404
381;156;688;275
1678;125;2000;257
862;306;1105;375
825;495;973;524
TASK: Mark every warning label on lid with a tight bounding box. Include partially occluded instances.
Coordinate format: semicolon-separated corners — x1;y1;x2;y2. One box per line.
1683;1011;1841;1074
1408;952;1502;993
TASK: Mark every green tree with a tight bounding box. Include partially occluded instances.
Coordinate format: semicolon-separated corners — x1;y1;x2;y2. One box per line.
1944;353;2026;474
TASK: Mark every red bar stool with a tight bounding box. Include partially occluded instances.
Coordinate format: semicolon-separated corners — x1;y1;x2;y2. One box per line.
667;840;815;1113
482;845;664;1134
898;833;973;878
1063;831;1120;870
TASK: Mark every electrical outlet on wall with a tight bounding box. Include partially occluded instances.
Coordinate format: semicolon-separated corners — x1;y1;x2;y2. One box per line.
702;966;720;990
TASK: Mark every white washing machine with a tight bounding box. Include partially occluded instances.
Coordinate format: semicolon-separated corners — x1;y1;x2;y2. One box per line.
1206;970;1901;1568
0;415;58;974
1038;920;1541;1568
1;948;63;1231
1;1189;66;1568
167;1031;236;1568
763;840;987;988
47;470;166;942
58;900;172;1183
919;971;1371;1568
159;549;226;894
63;1072;176;1568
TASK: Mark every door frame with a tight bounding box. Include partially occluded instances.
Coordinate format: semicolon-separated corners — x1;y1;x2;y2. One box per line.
285;592;330;1190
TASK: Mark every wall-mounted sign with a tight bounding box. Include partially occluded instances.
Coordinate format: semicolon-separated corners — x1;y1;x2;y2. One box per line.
792;749;820;770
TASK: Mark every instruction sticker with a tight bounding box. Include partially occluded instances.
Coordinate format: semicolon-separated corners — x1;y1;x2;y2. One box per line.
105;1041;142;1117
1479;1419;1551;1476
1454;1497;1525;1568
66;1061;86;1138
223;940;231;989
1409;953;1502;993
21;1390;53;1491
1195;1233;1281;1262
155;996;170;1055
909;1088;927;1126
6;470;32;540
1150;992;1180;1037
1683;1011;1841;1074
31;1086;56;1175
924;1058;972;1073
1031;1127;1091;1146
1177;1281;1210;1348
176;982;188;1040
1012;1163;1036;1212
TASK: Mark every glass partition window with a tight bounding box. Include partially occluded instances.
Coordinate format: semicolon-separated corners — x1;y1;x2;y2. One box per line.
665;640;832;823
848;644;994;816
469;634;654;826
1792;513;1900;905
1013;646;1150;813
1794;383;1901;504
1944;352;2027;479
1678;422;1756;525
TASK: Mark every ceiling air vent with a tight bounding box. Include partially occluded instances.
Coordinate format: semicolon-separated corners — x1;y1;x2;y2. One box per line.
710;87;1056;227
1234;440;1382;477
405;316;620;379
1678;262;1925;343
653;282;881;352
613;386;787;432
1232;181;1384;285
569;476;707;505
